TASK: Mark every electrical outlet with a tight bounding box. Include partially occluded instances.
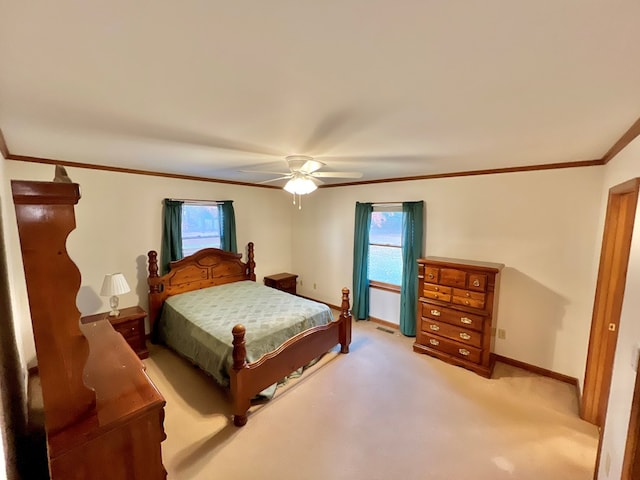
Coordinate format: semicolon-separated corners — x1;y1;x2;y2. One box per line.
299;279;303;286
313;283;317;290
497;329;506;340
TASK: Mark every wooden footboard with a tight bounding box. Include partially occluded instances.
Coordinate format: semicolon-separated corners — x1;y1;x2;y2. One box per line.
229;288;352;426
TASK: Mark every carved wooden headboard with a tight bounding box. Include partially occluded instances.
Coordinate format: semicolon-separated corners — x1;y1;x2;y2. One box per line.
147;242;256;333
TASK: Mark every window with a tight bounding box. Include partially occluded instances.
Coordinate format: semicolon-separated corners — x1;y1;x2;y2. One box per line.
181;203;221;256
368;207;404;287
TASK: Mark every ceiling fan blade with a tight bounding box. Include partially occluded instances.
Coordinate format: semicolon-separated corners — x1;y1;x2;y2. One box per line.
286;155;325;174
300;160;325;174
257;175;292;184
311;171;363;178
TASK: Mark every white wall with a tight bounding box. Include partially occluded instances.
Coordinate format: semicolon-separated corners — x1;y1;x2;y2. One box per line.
4;161;295;365
370;288;400;325
292;166;605;381
597;136;640;479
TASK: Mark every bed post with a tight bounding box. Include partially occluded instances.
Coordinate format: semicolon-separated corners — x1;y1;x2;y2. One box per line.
231;324;249;426
339;287;352;354
247;242;256;281
147;250;162;340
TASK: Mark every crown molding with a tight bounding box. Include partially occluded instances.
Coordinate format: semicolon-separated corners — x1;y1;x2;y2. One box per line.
1;115;638;188
600;116;640;164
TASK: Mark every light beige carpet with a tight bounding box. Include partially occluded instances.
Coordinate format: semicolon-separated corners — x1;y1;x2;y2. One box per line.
143;320;598;480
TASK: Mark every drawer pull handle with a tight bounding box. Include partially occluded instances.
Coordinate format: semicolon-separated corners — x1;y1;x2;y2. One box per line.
464;300;470;305
433;294;438;298
428;273;434;279
429;324;440;331
434;287;439;291
460;317;472;324
430;309;441;317
429;339;440;346
459;348;470;356
459;332;471;340
473;279;480;287
465;292;470;297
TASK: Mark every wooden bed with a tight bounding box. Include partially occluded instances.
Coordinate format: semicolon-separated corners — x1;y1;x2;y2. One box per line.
147;242;352;426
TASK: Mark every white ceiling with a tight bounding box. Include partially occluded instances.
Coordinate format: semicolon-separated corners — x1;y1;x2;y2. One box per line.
1;1;639;186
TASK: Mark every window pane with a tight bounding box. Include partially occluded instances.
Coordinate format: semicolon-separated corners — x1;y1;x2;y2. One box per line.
368;210;403;286
369;245;403;285
181;205;221;256
369;212;403;246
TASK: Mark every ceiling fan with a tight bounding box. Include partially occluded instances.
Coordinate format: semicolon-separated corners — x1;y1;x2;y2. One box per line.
240;155;363;208
242;155;363;191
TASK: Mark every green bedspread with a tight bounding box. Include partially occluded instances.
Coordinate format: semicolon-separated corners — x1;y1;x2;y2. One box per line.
158;280;334;390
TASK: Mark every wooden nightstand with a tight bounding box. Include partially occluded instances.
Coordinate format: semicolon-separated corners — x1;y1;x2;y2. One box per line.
81;306;148;359
264;273;298;295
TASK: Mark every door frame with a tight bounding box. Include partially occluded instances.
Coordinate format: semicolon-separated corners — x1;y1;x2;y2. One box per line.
583;178;639;477
582;178;639;425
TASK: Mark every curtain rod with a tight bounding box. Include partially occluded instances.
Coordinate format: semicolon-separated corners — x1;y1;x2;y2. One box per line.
372;202;402;206
166;198;229;205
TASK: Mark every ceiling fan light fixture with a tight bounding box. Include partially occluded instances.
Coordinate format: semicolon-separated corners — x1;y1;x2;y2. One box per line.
283;176;317;195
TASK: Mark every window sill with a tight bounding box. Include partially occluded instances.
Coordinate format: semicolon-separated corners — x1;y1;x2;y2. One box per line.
369;281;401;293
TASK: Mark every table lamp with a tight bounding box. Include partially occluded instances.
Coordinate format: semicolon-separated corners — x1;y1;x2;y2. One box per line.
100;273;130;317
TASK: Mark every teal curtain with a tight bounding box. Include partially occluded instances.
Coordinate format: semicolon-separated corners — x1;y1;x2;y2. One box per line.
352;202;373;320
399;201;424;336
161;200;184;274
219;201;237;253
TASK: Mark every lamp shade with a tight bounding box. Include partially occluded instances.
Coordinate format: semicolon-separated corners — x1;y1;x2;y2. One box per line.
100;273;131;297
283;176;317;195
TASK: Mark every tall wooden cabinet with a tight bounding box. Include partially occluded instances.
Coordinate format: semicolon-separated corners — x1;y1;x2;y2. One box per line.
413;257;503;378
11;177;166;479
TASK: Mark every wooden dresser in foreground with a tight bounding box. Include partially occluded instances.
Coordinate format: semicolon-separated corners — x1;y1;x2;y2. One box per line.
413;257;503;378
12;176;166;479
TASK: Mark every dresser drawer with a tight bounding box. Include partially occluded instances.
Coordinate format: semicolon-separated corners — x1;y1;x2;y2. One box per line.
421;303;485;332
421;319;482;348
279;278;296;291
115;319;143;340
423;291;451;302
439;268;466;288
424;267;439;283
452;289;486;309
424;283;452;295
468;273;487;292
419;332;482;364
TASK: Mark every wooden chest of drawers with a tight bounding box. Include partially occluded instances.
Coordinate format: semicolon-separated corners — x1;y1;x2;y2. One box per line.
413;257;503;378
